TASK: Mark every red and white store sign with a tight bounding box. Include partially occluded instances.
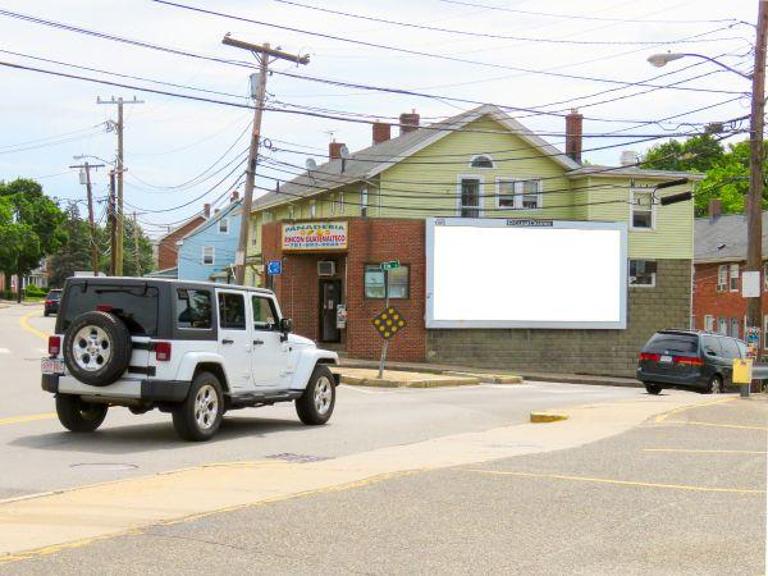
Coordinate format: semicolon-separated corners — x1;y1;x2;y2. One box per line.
282;221;348;251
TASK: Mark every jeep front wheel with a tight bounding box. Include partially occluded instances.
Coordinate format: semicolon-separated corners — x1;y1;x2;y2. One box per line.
296;365;336;426
172;371;224;441
56;395;108;432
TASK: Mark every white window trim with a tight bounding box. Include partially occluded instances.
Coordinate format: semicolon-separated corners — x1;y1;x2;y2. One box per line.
729;263;739;292
469;154;495;169
202;246;215;265
218;218;229;234
704;314;714;332
309;200;317;219
361;186;368;216
339;190;345;214
629;259;656;288
716;264;728;292
457;175;484;217
330;193;337;215
288;204;295;220
629;188;656;232
494;177;543;210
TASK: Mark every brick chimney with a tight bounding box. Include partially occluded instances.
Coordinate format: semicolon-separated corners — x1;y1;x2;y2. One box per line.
372;121;391;145
230;190;239;202
329;140;345;160
565;109;583;164
203;203;211;218
399;110;420;135
709;199;722;222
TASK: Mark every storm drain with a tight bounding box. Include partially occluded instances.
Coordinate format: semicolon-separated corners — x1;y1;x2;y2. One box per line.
70;463;139;472
265;453;331;464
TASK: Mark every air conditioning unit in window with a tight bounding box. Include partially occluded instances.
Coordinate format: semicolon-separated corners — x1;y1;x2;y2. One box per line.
318;261;336;277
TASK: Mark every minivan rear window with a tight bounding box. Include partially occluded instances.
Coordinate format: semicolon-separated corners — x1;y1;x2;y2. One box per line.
645;333;698;354
60;283;159;336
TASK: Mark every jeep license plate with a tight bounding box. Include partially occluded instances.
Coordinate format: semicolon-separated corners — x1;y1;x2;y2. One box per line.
41;358;65;375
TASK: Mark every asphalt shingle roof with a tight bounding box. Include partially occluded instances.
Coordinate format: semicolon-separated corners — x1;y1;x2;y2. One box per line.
694;213;767;263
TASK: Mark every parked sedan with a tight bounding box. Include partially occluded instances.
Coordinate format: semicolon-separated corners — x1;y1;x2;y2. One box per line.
43;289;62;317
637;329;747;395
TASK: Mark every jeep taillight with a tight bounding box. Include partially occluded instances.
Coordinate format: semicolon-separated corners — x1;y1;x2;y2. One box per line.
155;341;172;362
48;335;61;357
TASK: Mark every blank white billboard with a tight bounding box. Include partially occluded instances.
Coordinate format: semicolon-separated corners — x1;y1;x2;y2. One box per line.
426;218;627;329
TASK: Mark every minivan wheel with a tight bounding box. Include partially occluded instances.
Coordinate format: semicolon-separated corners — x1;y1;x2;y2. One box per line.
172;372;224;442
56;394;108;432
645;383;662;395
706;374;723;395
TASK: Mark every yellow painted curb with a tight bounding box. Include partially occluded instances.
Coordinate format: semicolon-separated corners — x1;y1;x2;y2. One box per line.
530;412;569;423
341;375;480;388
19;310;49;342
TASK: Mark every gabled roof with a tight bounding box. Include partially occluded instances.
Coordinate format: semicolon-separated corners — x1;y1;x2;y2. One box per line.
695;212;768;263
252;104;580;212
181;199;242;240
157;211;207;242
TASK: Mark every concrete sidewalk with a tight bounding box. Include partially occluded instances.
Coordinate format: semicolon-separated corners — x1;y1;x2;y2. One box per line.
339;357;640;388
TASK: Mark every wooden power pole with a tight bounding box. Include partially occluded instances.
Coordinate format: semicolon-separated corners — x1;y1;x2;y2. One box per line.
97;96;144;276
108;170;118;276
132;211;142;277
746;0;768;341
70;161;104;275
221;35;309;285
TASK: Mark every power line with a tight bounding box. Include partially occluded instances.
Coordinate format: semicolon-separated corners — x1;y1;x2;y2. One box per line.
151;0;744;95
271;0;743;46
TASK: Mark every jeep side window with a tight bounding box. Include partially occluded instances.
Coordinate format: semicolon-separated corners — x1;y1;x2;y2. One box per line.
176;289;212;329
218;293;246;330
252;295;277;331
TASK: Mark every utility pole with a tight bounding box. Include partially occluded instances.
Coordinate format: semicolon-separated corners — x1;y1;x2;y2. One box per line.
70;161;105;275
108;170;118;276
222;35;310;285
97;96;144;276
132;212;142;277
746;0;768;347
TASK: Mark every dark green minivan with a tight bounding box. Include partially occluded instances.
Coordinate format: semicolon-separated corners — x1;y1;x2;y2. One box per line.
636;329;747;395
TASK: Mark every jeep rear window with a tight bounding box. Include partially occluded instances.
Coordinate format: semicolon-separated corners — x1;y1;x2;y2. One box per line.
644;334;698;354
60;283;159;336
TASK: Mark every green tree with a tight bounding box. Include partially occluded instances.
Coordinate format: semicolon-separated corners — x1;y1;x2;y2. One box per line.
48;203;94;287
0;178;67;301
692;140;757;217
643;134;725;173
118;217;154;277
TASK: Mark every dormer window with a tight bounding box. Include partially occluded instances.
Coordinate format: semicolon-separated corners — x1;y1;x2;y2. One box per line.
470;155;494;169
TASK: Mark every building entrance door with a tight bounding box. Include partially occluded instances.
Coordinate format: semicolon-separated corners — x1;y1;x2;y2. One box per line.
319;279;342;343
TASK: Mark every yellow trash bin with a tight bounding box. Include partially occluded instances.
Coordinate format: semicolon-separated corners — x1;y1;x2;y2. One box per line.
733;358;753;385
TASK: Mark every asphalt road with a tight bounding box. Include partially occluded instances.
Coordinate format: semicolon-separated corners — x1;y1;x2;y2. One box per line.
2;303;765;575
0;303;636;498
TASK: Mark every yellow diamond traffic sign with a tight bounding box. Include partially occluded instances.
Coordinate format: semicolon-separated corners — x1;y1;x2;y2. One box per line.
372;306;407;340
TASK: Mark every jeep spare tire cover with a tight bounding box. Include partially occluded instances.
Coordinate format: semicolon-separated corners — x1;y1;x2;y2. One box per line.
63;311;132;387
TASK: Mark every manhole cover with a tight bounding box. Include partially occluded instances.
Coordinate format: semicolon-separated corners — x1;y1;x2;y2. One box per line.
265;453;330;464
70;463;139;472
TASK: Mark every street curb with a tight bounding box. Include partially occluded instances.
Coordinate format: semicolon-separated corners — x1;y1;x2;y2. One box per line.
445;371;523;384
341;374;480;388
530;412;569;423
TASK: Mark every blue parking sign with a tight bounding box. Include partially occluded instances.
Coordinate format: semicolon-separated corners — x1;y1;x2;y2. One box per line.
267;260;282;275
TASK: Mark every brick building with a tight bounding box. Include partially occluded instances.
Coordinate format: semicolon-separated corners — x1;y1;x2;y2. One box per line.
693;201;768;344
248;105;699;377
153;205;209;273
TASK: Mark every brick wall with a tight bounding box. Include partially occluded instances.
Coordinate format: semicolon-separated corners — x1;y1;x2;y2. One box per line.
427;259;692;377
157;216;205;271
692;260;751;334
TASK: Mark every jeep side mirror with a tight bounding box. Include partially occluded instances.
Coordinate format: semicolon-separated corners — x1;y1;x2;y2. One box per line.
280;318;293;334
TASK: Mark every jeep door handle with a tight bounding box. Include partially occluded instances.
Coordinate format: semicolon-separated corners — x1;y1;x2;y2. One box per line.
222;339;234;345
253;339;264;346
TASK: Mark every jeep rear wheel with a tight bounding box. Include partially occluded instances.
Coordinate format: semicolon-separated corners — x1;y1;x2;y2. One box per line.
296;365;336;426
63;311;132;387
56;395;108;432
172;371;224;442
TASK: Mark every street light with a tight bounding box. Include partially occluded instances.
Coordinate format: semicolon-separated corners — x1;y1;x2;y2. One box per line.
647;1;767;361
646;52;752;79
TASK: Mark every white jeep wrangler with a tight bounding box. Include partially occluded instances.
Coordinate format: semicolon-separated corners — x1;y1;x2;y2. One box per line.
41;278;340;441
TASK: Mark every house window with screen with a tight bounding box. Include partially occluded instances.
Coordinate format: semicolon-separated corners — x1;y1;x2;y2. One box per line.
364;264;409;299
459;178;481;218
496;179;542;209
310;200;317;218
629;259;657;287
218;218;229;234
729;263;739;291
630;190;654;229
704;315;714;332
202;246;215;265
718;317;728;335
730;317;740;339
717;265;728;292
361;186;368;217
470;155;494;168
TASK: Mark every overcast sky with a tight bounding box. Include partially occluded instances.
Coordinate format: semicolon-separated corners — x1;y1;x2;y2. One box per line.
0;0;756;236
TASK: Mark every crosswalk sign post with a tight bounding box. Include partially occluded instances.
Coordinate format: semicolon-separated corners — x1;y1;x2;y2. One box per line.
373;262;405;378
267;260;282;275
